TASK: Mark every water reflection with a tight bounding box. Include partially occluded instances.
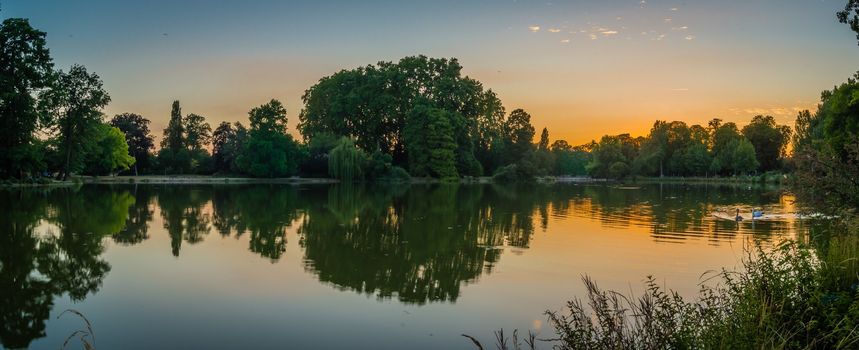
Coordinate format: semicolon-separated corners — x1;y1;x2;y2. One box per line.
0;183;809;348
0;188;121;349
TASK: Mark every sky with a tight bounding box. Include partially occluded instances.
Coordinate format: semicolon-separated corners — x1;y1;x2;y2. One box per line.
4;0;859;145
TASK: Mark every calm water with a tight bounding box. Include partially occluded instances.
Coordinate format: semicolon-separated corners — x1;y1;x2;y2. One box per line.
1;183;817;349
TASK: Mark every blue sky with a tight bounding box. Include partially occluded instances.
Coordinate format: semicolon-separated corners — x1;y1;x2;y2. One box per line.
4;0;858;143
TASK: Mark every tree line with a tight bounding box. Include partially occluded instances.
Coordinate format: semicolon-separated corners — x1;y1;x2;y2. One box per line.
585;115;792;179
0;17;801;182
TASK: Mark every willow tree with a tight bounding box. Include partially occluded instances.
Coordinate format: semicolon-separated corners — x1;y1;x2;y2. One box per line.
328;137;365;181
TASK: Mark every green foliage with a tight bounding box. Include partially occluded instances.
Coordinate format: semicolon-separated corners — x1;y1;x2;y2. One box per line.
39;64;111;180
544;240;859;350
299;55;504;175
158;101;189;173
239;133;299;178
0;18;54;178
504;109;536;164
492;159;538;182
301;132;340;177
731;138;759;175
212;121;236;173
741;115;792;171
404;105;459;178
587;134;637;179
83;123;135;175
682;142;712;175
838;0;859;45
236;99;301;178
109;113;154;175
328;137;366;181
183;113;211;152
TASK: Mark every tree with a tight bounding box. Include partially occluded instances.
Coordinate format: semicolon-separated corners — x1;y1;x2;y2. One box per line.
212;122;236;173
682;143;712;176
535;127;554;175
710;122;744;175
635;121;692;177
40;65;111;180
838;0;859;45
588;134;635;179
110;113;154;175
732;138;759;175
808;73;859;160
505;109;536;163
183;113;212;174
551;140;590;176
238;99;301;177
299;56;503;173
741;115;791;171
404;105;458;178
0;18;54;178
83;123;135;175
159;101;189;173
328;137;366;181
184;113;211;152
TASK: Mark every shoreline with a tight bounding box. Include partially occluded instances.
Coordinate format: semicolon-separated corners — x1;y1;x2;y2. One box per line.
0;174;787;187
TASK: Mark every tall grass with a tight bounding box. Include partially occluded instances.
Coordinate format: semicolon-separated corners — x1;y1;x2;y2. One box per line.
469;238;859;349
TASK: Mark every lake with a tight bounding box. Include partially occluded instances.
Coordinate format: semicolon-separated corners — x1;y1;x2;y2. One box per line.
1;183;818;349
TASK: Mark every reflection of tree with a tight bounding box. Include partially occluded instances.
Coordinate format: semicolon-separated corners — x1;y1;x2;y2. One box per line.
0;187;129;349
298;184;542;304
156;186;212;256
112;185;154;245
211;185;303;261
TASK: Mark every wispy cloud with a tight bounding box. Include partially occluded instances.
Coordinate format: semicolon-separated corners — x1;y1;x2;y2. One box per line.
548;28;561;33
671;88;689;91
528;25;541;33
561;39;570;43
728;103;817;118
589;33;598;40
685;35;695;40
671;26;688;31
601;30;619;35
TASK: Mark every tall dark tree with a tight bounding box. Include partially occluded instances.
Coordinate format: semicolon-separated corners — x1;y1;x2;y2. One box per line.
404;105;458;178
0;18;54;178
741;115;792;171
110;113;154;175
158;101;190;173
183;113;212;174
212;121;235;173
535;127;554;175
40;65;111;180
184;113;211;152
238;99;301;177
504;108;536;163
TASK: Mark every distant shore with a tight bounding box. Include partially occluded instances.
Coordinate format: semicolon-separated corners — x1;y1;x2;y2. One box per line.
0;174;787;187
